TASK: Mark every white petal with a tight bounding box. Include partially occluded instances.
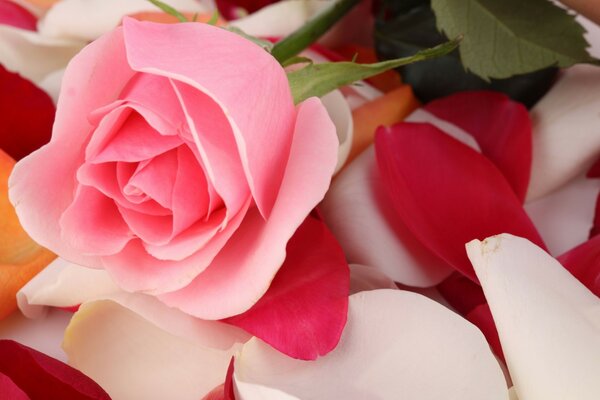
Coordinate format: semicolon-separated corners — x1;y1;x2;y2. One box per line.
0;308;71;362
466;234;600;400
349;263;397;294
321;146;454;287
320;90;353;173
527;64;600;201
0;25;83;84
230;0;326;38
38;67;65;103
234;289;508;400
17;258;121;319
64;299;243;400
525;174;599;256
39;0;212;41
578;15;600;57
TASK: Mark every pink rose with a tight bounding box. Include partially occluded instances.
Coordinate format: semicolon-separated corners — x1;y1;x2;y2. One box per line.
9;17;338;319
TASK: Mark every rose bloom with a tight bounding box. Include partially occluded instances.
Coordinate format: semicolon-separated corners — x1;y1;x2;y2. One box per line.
9;17;338;319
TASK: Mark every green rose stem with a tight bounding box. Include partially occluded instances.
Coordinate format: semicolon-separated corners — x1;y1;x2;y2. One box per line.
288;37;462;104
270;0;361;64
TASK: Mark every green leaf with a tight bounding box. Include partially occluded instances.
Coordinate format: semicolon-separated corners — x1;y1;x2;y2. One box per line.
281;56;313;68
207;10;219;25
431;0;595;80
146;0;188;22
288;38;460;104
271;0;361;64
225;27;274;52
373;0;559;108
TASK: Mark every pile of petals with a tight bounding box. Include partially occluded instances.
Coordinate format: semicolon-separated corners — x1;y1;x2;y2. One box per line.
0;0;599;399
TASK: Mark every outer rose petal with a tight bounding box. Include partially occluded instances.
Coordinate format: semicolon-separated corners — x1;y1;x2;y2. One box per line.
321;146;454;287
123;17;295;217
527;65;600;201
525;175;600;255
467;234;600;400
9;26;134;268
223;215;349;360
375;123;545;281
159;97;338;319
0;340;110;399
0;65;55;161
233;290;508;400
39;0;211;41
0;150;55;320
64;300;243;400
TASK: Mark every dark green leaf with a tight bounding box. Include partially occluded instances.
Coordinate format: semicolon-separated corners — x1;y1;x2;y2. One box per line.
288;38;460;104
374;1;558;108
431;0;595;79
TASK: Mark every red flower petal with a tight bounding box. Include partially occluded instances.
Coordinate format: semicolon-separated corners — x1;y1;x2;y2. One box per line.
466;304;505;362
375;122;545;281
558;235;600;297
590;191;600;238
437;272;486;316
0;372;29;400
224;214;350;360
0;340;110;399
0;65;55;160
0;0;37;31
424;91;532;202
201;359;235;400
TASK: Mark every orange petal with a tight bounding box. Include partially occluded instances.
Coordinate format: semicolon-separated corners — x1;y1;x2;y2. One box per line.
346;85;420;164
334;45;404;93
0;149;55;320
128;11;226;26
19;0;59;11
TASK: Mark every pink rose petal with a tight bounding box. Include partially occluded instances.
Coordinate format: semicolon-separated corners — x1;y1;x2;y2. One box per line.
122;17;295;217
159;97;338;319
375;122;545;281
9;27;134;268
224;214;350;360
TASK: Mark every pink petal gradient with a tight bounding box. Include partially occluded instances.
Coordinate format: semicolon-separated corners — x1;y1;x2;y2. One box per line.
59;185;133;255
122;17;295;218
159;97;338;319
558;235;600;297
424;91;532;202
170;80;250;218
224;214;350;360
0;0;36;31
375;123;545;282
9;26;134;269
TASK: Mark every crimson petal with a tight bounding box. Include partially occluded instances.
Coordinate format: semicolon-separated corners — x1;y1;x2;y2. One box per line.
375;122;545;281
223;214;350;360
558;235;600;297
0;65;54;160
424;91;532;202
0;340;110;399
0;0;36;31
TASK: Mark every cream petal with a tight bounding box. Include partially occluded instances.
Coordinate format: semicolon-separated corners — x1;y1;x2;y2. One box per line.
349;263;398;294
525;174;599;256
527;64;600;201
0;308;71;362
234;290;508;400
39;0;212;41
0;24;83;84
466;234;600;400
320;90;353;173
64;299;244;400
